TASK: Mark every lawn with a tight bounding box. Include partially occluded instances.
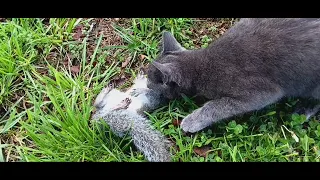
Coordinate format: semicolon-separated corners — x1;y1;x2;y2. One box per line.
0;18;319;162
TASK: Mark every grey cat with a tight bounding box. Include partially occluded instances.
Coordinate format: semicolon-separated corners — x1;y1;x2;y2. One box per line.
145;18;320;133
92;71;171;162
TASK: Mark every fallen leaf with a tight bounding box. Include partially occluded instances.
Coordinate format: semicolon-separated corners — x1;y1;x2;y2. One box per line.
172;119;182;127
62;61;68;66
38;68;48;75
139;54;146;61
121;57;131;68
70;65;80;74
47;52;58;60
73;25;84;40
43;96;50;102
22;99;32;110
73;32;82;40
75;25;84;32
63;53;72;66
193;146;212;157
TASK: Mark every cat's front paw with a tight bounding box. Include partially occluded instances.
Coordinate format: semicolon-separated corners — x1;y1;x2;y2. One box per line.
180;110;212;133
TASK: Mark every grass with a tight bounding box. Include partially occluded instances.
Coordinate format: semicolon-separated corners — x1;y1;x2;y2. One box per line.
0;18;320;162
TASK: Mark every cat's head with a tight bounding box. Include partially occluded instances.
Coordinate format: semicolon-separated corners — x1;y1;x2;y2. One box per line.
147;32;192;100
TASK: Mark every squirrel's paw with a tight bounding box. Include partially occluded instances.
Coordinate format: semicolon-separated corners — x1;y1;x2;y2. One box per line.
93;82;115;108
112;97;132;111
137;69;145;78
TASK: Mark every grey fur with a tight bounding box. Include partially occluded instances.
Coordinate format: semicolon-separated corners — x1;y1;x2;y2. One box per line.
92;72;171;162
146;18;320;133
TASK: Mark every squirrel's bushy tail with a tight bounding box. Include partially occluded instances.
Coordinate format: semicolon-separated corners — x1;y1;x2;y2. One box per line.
131;119;172;162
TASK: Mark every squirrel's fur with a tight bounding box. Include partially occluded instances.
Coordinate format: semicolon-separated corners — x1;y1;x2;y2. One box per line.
92;72;171;162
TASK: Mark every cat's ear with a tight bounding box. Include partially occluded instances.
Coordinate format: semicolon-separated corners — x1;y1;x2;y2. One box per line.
161;31;185;53
151;61;181;85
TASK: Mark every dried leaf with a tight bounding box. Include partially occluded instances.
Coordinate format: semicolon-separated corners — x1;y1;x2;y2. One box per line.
73;25;84;40
121;57;131;68
63;53;72;66
62;61;68;66
70;65;80;74
43;96;50;102
47;52;57;60
139;54;146;61
38;68;48;75
22;99;32;109
194;146;212;157
73;32;82;40
172;119;181;127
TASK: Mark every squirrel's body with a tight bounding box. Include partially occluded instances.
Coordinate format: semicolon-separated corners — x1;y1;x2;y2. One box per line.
92;72;171;162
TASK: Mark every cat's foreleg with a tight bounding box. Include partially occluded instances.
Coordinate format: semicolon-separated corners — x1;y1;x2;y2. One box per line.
181;87;284;133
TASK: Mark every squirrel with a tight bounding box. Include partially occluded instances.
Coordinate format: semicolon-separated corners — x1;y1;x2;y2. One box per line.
91;71;172;162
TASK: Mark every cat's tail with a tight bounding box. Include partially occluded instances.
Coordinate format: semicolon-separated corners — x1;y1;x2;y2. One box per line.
130;119;173;162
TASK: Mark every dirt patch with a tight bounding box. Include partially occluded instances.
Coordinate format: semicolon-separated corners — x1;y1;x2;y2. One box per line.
45;18;129;65
0;129;29;162
85;18;133;88
80;18;130;60
190;18;239;48
42;18;134;88
88;18;128;47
